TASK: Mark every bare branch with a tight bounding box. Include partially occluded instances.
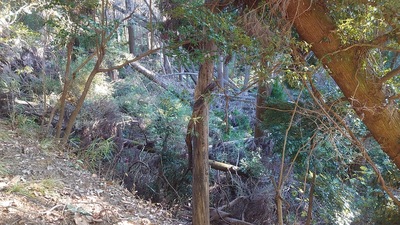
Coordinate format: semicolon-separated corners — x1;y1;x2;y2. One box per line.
387;93;400;102
380;66;400;83
210;207;255;225
301;74;400;208
71;53;96;77
98;47;161;72
322;30;400;61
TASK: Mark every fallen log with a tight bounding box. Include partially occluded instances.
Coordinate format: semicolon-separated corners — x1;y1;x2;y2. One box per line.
130;62;169;90
209;160;248;177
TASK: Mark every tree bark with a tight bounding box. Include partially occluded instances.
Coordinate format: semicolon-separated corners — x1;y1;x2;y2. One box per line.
56;39;74;138
305;170;316;225
217;54;225;90
125;0;136;55
285;0;400;168
191;41;216;225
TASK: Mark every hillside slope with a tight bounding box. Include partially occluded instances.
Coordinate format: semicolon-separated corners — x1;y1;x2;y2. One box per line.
0;119;186;225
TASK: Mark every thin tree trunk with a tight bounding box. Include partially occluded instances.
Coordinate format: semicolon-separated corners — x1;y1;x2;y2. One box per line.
125;0;135;55
242;65;251;90
217;54;225;90
191;41;217;225
305;170;316;225
223;53;234;87
56;39;74;138
61;52;104;145
276;189;284;225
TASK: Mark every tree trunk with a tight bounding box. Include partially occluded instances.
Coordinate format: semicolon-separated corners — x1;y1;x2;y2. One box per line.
125;0;136;55
254;74;272;139
305;170;316;225
242;65;251;90
217;54;225;90
61;51;105;145
56;39;74;138
192;41;216;225
285;0;400;168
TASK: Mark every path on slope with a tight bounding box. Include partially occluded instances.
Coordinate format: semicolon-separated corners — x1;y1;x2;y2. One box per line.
0;119;186;225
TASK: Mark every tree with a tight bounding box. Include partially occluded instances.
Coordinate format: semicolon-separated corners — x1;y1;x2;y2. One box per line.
281;0;400;169
190;41;216;225
42;0;162;144
254;68;272;139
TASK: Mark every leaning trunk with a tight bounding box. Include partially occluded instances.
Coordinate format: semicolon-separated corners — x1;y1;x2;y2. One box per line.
286;0;400;168
61;51;105;145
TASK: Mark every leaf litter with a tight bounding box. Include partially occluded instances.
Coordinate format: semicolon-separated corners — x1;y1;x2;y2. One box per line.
0;119;187;225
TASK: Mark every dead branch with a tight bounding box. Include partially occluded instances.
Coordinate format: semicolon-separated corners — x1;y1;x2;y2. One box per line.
209;160;248;177
129;61;169;90
210;207;255;225
116;136;250;177
98;48;161;73
210;207;231;221
301;72;400;208
214;93;256;103
113;137;156;153
221;217;255;225
387;93;400;102
218;196;248;212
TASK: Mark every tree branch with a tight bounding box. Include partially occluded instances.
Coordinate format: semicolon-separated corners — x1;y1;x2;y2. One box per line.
380;66;400;83
98;47;161;72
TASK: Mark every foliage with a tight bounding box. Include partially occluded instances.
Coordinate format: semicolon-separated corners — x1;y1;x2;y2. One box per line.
210;108;252;142
162;0;260;64
39;138;59;152
160;149;192;204
79;137;115;171
327;1;399;44
12;114;40;137
240;150;265;178
113;71;192;203
114;72;191;147
7;183;33;197
1;0;400;224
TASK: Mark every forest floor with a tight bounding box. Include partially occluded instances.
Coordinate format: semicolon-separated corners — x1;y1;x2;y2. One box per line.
0;119;187;225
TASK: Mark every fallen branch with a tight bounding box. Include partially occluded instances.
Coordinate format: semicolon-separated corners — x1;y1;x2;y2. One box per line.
129;61;169;90
116;137;250;177
210;207;254;225
209;160;248;177
217;196;248;212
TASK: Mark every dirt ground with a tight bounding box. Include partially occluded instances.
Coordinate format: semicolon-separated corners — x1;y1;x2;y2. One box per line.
0;119;188;225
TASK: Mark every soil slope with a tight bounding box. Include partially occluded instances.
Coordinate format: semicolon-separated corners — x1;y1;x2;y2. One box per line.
0;119;185;225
